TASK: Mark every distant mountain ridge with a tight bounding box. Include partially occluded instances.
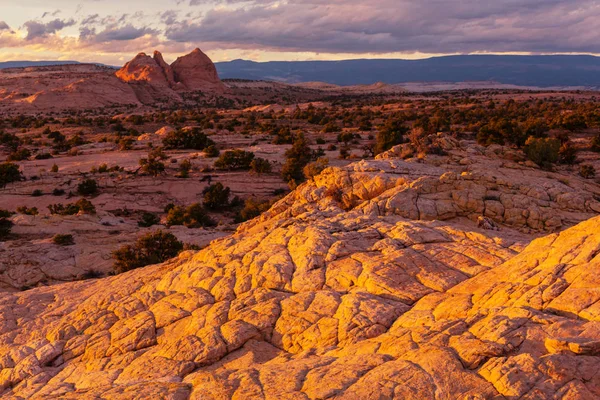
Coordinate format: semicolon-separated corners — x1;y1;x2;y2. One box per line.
214;55;600;87
4;55;600;88
0;61;81;69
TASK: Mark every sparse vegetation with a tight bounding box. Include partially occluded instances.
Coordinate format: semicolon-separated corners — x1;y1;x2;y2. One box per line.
203;182;231;209
112;230;184;274
166;203;215;228
524;137;560;169
53;234;75;246
215;150;255;170
77;179;98;196
0;162;22;188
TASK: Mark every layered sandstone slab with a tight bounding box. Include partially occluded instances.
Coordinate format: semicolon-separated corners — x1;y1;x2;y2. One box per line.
1;145;599;397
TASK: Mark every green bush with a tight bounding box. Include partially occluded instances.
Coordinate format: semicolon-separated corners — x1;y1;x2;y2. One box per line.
250;158;272;175
592;134;600;152
112;230;184;274
162;128;215;150
0;217;13;240
204;145;220;157
234;198;272;223
525;137;560;169
281;133;314;185
7;148;31;161
303;157;329;181
375;118;407;154
203;183;231;209
165;203;215;228
558;142;577;165
16;206;38;215
139;150;166;177
580;164;596;179
177;159;192;178
48;199;95;215
53;234;74;246
77;179;98;196
0;162;22;188
214;150;255;170
138;212;161;227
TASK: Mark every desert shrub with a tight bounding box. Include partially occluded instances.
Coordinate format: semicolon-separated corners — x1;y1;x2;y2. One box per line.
48;199;95;215
7;148;31;161
235;198;272;222
52;234;74;246
339;145;350;159
0;217;13;240
281;133;314;185
203;183;231;209
525;137;560;169
316;137;326;145
162;128;215;150
138;212;160;227
323;122;341;133
31;189;43;197
336;132;355;144
303;157;329;181
0;162;22;188
0;132;21;151
112;230;184;274
35;153;53;160
77;179;98;196
250;158;272;175
166;203;215;228
560;113;587;131
177;159;192;178
375;118;407;154
580;164;596;179
592;134;600;152
50;164;59;173
52;188;65;196
271;127;294;144
118;138;134;151
214;150;255;170
16;206;38;215
558;142;577;165
204;145;220;157
139;150;166;176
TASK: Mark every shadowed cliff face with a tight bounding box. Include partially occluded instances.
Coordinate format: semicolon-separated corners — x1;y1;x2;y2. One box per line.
0;140;600;398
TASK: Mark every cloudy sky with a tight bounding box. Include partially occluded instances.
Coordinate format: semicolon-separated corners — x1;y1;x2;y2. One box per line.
0;0;599;65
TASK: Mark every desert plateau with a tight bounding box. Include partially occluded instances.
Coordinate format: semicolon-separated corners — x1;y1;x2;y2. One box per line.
2;1;600;399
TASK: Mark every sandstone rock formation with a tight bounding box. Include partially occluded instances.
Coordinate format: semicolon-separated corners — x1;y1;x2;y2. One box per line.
171;48;226;93
116;49;225;96
0;65;140;111
0;141;599;397
0;49;225;112
116;52;174;88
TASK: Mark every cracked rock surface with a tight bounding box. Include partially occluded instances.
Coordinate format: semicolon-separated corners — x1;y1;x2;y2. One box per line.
1;142;600;398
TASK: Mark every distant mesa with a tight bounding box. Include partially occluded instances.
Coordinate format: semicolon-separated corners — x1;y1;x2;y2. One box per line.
116;48;225;93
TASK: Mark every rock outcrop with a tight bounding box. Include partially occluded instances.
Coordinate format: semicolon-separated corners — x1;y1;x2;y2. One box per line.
116;49;225;96
1;141;600;397
171;48;226;93
115;52;173;88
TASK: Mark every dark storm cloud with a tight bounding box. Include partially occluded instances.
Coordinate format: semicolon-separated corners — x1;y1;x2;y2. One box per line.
23;18;76;40
164;0;600;54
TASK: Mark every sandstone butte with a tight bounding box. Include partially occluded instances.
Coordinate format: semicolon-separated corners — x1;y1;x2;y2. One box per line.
0;49;225;111
116;48;226;94
1;139;600;398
